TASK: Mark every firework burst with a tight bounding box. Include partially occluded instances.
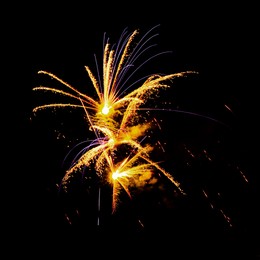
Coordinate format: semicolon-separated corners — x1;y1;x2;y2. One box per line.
33;24;197;214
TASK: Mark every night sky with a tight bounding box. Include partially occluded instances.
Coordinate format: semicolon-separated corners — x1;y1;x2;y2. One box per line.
11;3;259;259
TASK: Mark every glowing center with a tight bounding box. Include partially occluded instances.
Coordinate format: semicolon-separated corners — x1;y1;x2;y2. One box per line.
112;170;120;180
102;105;110;115
112;170;128;180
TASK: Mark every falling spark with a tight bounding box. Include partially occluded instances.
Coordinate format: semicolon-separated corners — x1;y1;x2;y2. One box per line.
202;189;232;227
97;187;101;226
224;104;233;113
237;166;249;183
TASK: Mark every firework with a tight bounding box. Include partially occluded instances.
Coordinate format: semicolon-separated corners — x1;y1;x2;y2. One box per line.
33;24;197;213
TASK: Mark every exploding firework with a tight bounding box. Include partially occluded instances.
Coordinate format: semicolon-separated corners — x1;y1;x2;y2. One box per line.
32;24;198;214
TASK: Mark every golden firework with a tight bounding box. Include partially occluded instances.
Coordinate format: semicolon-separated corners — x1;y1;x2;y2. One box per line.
33;24;196;212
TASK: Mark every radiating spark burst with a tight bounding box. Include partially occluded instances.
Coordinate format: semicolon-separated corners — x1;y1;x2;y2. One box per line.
33;24;196;214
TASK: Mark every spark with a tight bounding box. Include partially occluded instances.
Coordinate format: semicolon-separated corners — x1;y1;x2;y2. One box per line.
224;104;233;113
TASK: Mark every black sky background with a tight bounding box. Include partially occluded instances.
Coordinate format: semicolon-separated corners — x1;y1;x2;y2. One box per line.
9;2;259;259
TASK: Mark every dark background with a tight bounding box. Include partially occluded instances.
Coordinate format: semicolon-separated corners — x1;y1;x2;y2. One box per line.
10;2;259;259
